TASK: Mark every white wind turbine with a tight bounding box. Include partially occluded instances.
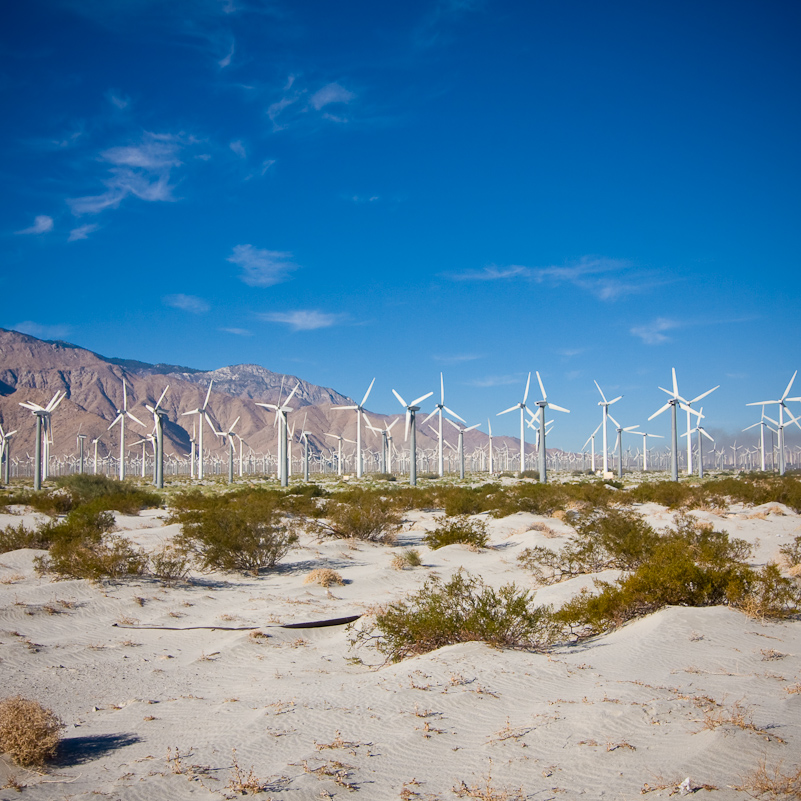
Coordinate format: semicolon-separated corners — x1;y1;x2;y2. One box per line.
0;422;17;486
593;381;622;476
145;385;169;488
257;382;300;487
497;373;535;477
392;388;433;486
108;380;146;481
19;391;66;490
608;413;639;479
683;407;714;478
663;381;718;475
422;373;466;477
217;416;240;484
648;368;701;482
181;381;217;481
487;418;494;475
532;371;569;484
324;432;357;476
581;422;603;473
332;378;375;478
746;372;801;476
446;418;480;479
743;405;771;472
632;430;664;472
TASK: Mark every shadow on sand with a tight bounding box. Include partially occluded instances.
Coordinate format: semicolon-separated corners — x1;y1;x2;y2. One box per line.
56;733;141;766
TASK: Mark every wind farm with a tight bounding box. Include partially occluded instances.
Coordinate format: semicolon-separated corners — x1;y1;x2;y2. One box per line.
2;2;801;798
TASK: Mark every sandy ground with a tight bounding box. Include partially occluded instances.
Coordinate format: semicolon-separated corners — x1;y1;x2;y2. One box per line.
1;497;800;800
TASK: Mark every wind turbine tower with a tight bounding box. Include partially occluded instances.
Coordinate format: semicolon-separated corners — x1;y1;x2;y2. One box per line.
392;388;433;487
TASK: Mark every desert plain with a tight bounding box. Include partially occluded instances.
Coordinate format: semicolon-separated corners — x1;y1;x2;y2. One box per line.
1;476;800;800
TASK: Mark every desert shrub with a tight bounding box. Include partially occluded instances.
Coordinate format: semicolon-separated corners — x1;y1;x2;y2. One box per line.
0;522;52;553
36;534;147;581
780;535;801;568
355;570;554;662
423;515;488;550
149;542;192;585
518;508;660;585
287;483;327;498
54;474;161;513
490;482;569;517
304;568;344;587
391;549;422;570
0;696;63;767
314;493;401;543
623;480;697;509
435;485;497;516
372;473;396;481
520;470;539;479
177;503;297;576
740;562;801;620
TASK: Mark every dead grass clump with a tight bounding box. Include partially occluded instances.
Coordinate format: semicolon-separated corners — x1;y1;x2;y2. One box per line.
304;568;345;587
392;549;423;570
149;542;191;585
737;756;801;799
0;696;63;767
453;761;525;800
226;748;268;794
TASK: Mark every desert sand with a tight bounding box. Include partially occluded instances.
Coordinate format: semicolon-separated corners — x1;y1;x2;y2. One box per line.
1;492;800;799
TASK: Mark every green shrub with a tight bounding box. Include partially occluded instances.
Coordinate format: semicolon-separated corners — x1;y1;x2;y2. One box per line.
36;534;147;581
391;549;422;570
0;523;52;553
149;542;192;585
780;535;801;568
356;570;554;662
423;515;488;550
435;484;497;516
177;503;297;576
314;493;401;543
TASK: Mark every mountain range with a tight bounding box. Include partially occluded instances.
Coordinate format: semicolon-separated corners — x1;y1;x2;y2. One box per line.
0;328;525;469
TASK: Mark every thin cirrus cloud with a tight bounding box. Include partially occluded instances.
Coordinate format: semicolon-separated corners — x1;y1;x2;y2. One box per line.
258;310;345;331
465;374;523;388
630;317;681;345
68;131;194;216
68;223;99;242
268;79;356;131
227;244;298;286
309;82;355;111
433;353;482;364
220;327;252;336
163;294;210;314
16;215;54;235
13;321;70;340
445;256;660;301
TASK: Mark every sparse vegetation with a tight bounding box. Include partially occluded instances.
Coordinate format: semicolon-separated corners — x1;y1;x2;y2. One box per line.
392;549;422;570
0;696;63;767
354;570;554;662
423;515;489;550
304;568;345;587
314;491;402;543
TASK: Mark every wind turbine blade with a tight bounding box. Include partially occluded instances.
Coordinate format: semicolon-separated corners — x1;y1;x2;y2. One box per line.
440;372;445;404
465;423;481;432
690;385;719;404
487;419;492;436
746;400;777;406
701;429;715;442
678;404;701;417
523;372;531;403
108;413;123;430
284;382;300;406
332;404;358;411
671;368;678;398
229;416;240;432
360;377;376;408
648;434;665;439
391;389;407;408
182;408;201;416
156;385;169;409
608;414;621;429
411;391;434;406
122;382;128;410
549;403;570;414
658;386;673;397
781;370;798;401
648;402;672;421
443;405;467;424
497;405;518;416
404;410;410;441
202;380;214;410
386;417;399;432
422;408;438;425
593;380;608;404
536;371;546;400
127;412;146;427
623;425;639;432
608;395;623;405
742;421;762;431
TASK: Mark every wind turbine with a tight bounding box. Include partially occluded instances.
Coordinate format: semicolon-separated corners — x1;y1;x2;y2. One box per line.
91;437;102;475
743;406;770;472
332;378;375;478
256;382;300;487
582;421;603;473
648;368;700;482
497;373;534;477
660;380;718;475
324;432;356;476
392;388;433;486
608;413;639;479
181;381;217;481
531;372;569;484
446;418;480;479
297;413;313;481
0;422;17;486
632;430;664;471
218;416;240;484
107;380;145;481
593;381;622;476
19;391;65;490
145;385;169;488
487;418;494;475
422;373;466;477
683;407;714;478
746;372;801;476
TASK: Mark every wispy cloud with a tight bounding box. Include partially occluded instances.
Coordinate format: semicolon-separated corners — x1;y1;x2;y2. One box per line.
630;317;681;344
163;294;210;314
445;256;661;301
218;40;235;68
106;90;130;110
415;0;484;48
228;244;298;286
433;353;482;364
220;327;252;336
347;194;380;203
16;215;54;235
466;374;522;388
258;310;345;331
229;139;246;158
68;131;196;216
12;321;71;340
310;82;355;110
68;223;99;242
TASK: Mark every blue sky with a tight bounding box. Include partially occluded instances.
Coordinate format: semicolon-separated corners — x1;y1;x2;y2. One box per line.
2;0;800;451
